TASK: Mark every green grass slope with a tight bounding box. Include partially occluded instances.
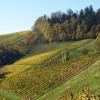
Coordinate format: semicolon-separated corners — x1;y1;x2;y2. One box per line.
0;30;93;56
0;31;31;54
0;90;20;100
0;31;29;44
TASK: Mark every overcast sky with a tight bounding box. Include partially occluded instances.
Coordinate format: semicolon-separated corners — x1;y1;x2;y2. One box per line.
0;0;100;35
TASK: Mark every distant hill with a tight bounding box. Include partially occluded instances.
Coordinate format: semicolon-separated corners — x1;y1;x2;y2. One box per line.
0;31;31;54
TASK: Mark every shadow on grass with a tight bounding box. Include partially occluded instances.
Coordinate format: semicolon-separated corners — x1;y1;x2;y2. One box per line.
0;72;11;79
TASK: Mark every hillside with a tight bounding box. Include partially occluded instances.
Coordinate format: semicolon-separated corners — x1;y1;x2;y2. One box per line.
0;39;91;78
0;34;99;100
38;58;100;100
0;2;100;100
0;6;99;99
0;31;31;54
1;52;99;99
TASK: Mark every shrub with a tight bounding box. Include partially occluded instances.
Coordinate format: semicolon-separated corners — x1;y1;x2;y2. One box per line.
81;48;89;55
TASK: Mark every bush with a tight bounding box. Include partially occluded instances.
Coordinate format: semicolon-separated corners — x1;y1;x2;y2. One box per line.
81;48;89;55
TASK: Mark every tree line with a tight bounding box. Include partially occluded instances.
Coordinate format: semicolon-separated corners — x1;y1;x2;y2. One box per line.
32;5;100;43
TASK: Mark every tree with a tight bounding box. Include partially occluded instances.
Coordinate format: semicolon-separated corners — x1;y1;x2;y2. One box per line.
70;17;77;40
76;24;83;40
44;24;55;42
67;9;73;19
58;32;67;41
84;5;95;31
53;23;62;41
95;24;100;35
90;25;96;38
79;9;84;20
62;18;77;40
96;9;100;24
33;16;55;42
50;11;63;24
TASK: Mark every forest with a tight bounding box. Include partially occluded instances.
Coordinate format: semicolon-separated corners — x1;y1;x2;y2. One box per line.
29;5;100;43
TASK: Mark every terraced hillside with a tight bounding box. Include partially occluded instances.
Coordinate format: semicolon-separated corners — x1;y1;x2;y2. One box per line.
40;58;100;100
0;31;99;100
0;52;99;100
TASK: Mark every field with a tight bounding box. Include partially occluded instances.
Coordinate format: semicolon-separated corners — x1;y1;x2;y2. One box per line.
0;31;99;100
38;58;100;100
1;52;100;99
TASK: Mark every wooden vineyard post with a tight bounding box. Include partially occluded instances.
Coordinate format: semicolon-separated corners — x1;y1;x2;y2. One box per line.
56;55;59;63
49;59;51;65
59;53;62;63
63;51;66;62
65;51;69;61
57;55;60;63
52;58;54;64
61;52;64;62
54;56;56;63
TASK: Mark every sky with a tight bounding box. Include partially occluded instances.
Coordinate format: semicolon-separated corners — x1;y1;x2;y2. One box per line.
0;0;100;35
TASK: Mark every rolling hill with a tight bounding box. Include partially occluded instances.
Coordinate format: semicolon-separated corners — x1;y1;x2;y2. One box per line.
0;30;99;100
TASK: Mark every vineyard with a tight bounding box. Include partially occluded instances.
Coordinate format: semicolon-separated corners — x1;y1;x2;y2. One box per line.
0;52;99;100
0;32;99;100
49;59;100;100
